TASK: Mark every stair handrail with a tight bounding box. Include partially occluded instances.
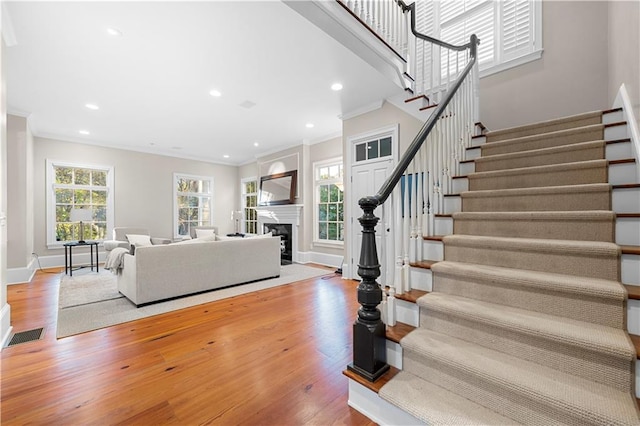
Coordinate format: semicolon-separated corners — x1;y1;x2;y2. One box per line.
348;2;479;382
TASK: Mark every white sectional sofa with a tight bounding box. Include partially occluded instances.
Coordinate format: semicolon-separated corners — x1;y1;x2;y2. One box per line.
117;236;281;306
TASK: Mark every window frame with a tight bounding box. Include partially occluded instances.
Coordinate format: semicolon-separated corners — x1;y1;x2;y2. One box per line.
241;176;258;235
46;159;114;249
173;172;214;239
313;157;345;247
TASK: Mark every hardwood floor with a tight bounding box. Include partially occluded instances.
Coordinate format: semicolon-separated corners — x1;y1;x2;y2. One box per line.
1;267;376;425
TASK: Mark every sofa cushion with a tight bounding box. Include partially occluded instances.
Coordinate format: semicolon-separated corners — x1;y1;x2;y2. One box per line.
195;228;216;239
127;234;153;247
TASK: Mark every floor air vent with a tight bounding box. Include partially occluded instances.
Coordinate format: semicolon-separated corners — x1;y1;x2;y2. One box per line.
6;327;45;347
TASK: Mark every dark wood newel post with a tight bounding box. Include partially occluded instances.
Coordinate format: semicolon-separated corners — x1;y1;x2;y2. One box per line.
347;196;390;382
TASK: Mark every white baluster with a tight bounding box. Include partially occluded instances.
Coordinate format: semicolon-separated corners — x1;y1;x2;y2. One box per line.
387;287;396;327
381;289;388;325
393;185;403;295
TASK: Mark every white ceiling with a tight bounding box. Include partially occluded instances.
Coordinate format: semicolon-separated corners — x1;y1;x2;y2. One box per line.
4;1;403;165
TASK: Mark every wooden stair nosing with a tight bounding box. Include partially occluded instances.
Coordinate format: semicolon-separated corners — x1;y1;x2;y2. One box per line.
472;134;485;139
405;94;429;103
621;245;640;255
343;366;400;393
609;158;636;165
409;259;439;270
629;334;640;359
603;107;623;114
613;183;640;190
386;321;416;344
604;121;627;128
419;104;439;111
423;235;444;242
606;138;632;145
394;289;429;304
624;284;640;300
435;214;453;218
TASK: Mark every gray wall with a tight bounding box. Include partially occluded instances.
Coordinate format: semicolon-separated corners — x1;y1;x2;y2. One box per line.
1;36;10;343
7;115;33;269
32;137;239;256
608;0;640;120
480;1;610;131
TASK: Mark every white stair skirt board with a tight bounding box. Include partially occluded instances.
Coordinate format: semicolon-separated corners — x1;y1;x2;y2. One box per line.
423;239;443;261
609;162;638;185
395;298;420;327
387;339;403;369
627;299;640;335
622;254;640;285
466;147;481;160
603;110;625;124
636;359;640;398
452;177;469;193
0;304;13;349
605;123;629;140
434;216;453;235
409;267;432;292
471;136;486;148
616;217;640;246
606;141;633;160
613;187;640;213
444;196;461;214
460;161;475;175
347;380;425;426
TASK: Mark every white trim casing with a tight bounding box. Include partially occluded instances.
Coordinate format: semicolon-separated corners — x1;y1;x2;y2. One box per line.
0;303;13;350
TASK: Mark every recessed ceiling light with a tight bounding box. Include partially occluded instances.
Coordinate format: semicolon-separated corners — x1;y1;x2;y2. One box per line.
223;154;230;158
331;83;343;91
253;142;259;147
79;130;90;135
306;123;314;128
85;103;99;110
106;27;122;37
210;89;222;97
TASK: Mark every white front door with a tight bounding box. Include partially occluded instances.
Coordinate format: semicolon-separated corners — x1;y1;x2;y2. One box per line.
350;158;394;284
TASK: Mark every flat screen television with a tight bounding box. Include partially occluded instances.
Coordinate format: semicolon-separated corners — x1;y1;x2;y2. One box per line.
258;170;297;206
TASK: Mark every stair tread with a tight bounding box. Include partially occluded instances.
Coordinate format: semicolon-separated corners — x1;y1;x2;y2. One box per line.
630;334;640;358
343;366;399;393
419;293;635;360
432;260;626;300
409;259;439;269
452;210;616;221
460;182;611;198
380;370;521;425
486;122;604;147
386;321;415;344
475;139;606;164
621;245;640;255
485;110;604;140
395;289;428;304
443;234;620;257
468;158;608;179
401;328;640;424
624;284;640;300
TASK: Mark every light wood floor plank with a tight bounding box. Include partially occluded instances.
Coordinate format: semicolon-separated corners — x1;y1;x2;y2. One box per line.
1;267;376;425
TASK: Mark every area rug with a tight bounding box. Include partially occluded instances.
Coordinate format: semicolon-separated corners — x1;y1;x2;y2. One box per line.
57;264;332;338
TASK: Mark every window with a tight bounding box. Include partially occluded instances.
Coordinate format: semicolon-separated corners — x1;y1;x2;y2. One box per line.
314;159;344;245
354;136;393;163
241;178;258;234
174;173;213;238
46;160;114;248
415;0;542;78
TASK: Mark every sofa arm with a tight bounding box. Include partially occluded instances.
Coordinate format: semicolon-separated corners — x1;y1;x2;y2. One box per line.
151;237;171;245
104;240;129;252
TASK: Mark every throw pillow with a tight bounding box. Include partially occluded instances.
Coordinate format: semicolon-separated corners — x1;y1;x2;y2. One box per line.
126;234;152;247
195;229;216;239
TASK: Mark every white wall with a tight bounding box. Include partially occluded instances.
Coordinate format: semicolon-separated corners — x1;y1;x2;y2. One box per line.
32;137;239;258
1;36;11;346
480;1;610;130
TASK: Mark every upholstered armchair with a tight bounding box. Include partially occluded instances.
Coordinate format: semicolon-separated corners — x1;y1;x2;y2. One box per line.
103;227;171;253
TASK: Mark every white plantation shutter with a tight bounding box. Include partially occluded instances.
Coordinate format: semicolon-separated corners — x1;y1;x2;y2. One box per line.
441;2;495;71
501;0;534;61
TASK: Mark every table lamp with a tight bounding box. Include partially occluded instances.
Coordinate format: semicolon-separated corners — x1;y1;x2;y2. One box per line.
70;208;93;243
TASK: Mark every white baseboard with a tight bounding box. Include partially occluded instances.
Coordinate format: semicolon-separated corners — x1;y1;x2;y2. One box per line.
7;258;36;285
297;251;343;269
0;303;12;349
10;252;107;280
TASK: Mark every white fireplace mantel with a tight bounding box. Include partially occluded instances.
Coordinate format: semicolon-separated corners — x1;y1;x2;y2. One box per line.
255;204;303;263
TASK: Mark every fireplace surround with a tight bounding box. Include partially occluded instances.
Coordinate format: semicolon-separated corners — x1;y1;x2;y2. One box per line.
255;204;302;264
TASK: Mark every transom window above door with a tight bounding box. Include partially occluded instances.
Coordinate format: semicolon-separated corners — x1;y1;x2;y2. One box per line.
354;136;393;162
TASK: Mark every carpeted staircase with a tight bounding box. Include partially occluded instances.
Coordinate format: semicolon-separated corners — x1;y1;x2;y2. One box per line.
378;111;640;424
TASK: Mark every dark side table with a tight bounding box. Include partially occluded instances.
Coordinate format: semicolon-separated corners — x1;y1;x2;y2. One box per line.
63;241;99;276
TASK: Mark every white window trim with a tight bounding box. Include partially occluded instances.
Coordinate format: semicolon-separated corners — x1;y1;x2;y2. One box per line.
46;159;114;249
241;176;258;234
173;172;214;239
313;157;344;247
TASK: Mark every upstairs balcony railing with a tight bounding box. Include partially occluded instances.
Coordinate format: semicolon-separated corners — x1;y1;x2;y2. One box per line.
343;0;480;382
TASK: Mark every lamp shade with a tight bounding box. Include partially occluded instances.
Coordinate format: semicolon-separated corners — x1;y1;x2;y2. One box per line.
70;208;93;223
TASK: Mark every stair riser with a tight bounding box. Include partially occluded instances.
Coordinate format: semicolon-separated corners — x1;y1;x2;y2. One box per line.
444;244;619;280
459;161;475;175
462;190;611;212
422;240;443;261
471;136;485;147
483;127;604;157
475;143;605;173
616;218;640;246
434;216;453;235
402;349;601;425
628;299;640;335
622;254;640;285
607;141;634;160
609;161;639;185
395;298;420;328
613;187;640;213
432;272;625;328
419;310;635;393
443;196;461;214
409;267;432;292
468;164;608;191
453;217;615;242
487;114;604;143
386;340;403;369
